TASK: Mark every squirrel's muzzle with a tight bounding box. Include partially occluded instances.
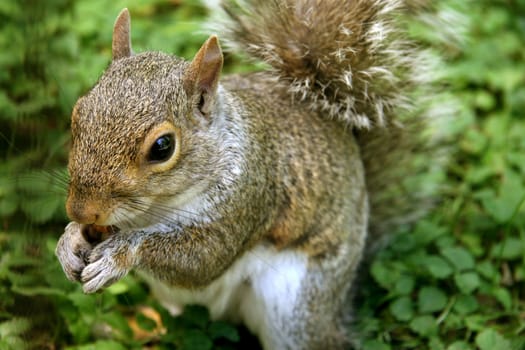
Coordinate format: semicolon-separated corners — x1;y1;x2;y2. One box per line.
81;224;119;244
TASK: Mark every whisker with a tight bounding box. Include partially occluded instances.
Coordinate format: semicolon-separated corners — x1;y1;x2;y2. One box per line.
113;208;137;231
130;195;201;217
246;250;281;274
123;196;200;222
16;169;69;197
121;200;193;227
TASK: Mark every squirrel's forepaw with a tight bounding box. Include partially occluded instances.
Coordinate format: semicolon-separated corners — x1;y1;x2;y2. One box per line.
80;239;132;293
56;222;92;282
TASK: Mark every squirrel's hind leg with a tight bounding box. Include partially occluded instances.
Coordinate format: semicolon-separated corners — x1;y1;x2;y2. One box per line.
238;239;365;350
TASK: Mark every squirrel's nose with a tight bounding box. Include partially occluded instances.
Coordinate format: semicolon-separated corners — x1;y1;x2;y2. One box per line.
66;197;107;225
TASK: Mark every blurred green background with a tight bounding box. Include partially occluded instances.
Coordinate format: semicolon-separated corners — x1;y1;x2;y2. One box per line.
1;0;524;349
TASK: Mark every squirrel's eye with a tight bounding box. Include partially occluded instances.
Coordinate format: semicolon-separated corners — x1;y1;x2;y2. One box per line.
148;134;175;163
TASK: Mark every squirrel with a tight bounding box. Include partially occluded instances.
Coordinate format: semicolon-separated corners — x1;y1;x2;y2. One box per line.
56;1;446;348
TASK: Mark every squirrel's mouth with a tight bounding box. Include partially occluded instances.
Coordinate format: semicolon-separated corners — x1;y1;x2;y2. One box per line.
81;224;120;244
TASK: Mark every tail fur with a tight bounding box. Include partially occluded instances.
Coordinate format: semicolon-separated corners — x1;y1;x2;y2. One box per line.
212;0;453;243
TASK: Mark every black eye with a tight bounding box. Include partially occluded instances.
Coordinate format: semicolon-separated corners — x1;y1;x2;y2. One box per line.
148;134;175;162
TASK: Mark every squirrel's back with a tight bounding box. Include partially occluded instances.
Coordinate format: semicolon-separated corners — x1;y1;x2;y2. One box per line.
213;0;445;242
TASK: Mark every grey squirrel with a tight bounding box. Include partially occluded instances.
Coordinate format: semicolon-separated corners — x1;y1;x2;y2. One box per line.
55;1;446;348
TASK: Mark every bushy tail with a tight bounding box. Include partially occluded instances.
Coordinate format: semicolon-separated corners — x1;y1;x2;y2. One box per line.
212;0;456;243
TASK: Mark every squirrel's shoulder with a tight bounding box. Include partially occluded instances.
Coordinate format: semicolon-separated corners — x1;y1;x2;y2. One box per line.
220;72;327;128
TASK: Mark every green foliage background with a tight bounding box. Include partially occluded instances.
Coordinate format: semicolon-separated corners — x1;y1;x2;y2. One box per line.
1;0;524;349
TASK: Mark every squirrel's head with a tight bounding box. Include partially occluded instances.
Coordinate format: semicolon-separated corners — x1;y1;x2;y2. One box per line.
66;9;225;229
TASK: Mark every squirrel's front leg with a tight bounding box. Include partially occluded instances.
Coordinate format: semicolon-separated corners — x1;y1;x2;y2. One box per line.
80;222;240;293
56;222;94;282
80;230;141;293
55;221;137;293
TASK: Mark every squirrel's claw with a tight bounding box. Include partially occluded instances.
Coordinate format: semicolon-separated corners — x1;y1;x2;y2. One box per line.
55;222;92;282
80;239;131;293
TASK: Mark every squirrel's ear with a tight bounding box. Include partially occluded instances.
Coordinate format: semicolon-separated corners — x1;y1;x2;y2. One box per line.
112;8;132;61
184;35;223;115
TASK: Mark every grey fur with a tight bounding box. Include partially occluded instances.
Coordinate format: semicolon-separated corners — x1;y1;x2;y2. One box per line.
56;1;452;348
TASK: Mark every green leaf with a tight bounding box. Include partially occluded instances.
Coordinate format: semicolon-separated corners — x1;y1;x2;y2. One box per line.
458;233;484;257
67;317;92;343
490;237;524;260
0;318;31;337
412;221;447;245
363;340;392;350
474;90;496;111
409;315;438;337
208;321;240;342
447;340;472;350
440;247;475;271
68;292;97;313
389;232;417;253
182;305;210;329
394;275;415;295
464;315;487;332
475;329;511;350
465;166;494;186
491;287;513;310
454;272;480;294
478;170;525;224
422;255;454;279
476;260;499;281
0;196;18;217
453;294;479;315
442;313;463;331
507;152;525;175
180;329;213;350
418;287;448;313
390;296;414;322
106;280;129;295
19;194;62;224
460;128;487;155
435;236;456;250
429;337;445;350
371;261;398;289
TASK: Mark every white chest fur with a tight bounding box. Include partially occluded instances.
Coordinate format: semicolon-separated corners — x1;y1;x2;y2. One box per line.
139;244;308;337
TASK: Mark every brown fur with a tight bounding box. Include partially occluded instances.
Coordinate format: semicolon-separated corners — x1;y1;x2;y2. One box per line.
213;0;442;243
55;2;449;348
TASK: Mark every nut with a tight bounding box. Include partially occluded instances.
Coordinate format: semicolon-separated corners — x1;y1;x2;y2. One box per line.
81;224;119;244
